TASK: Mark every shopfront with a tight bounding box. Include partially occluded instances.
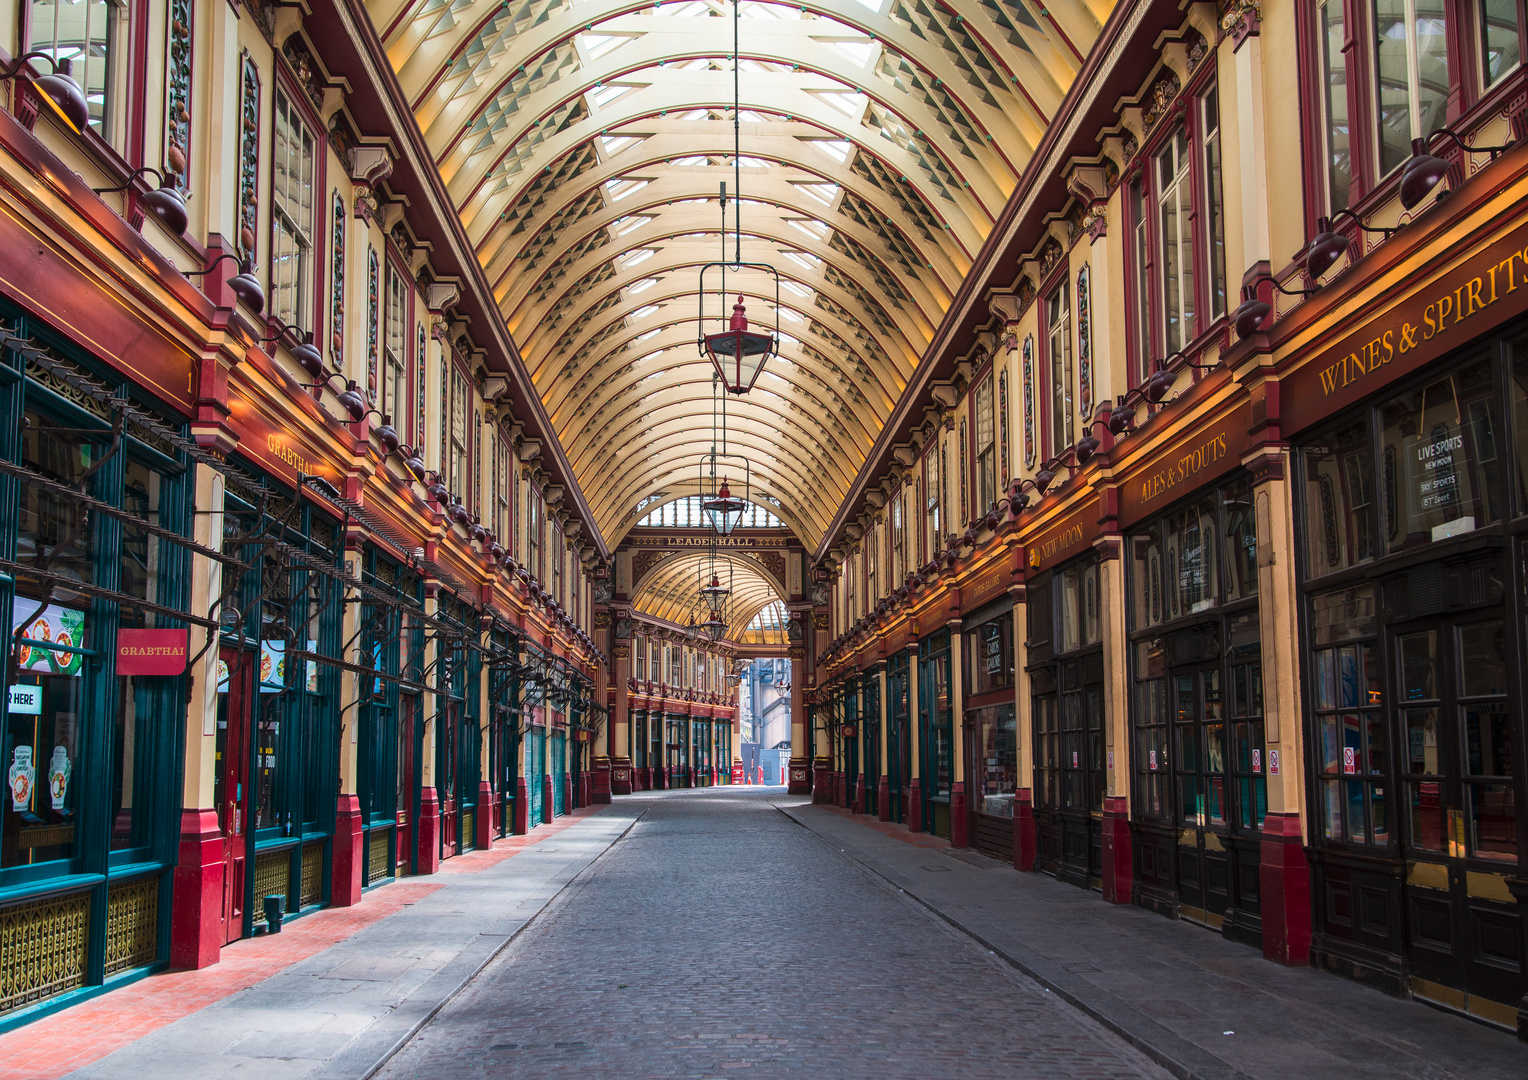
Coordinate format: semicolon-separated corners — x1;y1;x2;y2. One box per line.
964;599;1016;864
715;718;733;786
1294;339;1527;1023
486;629;520;841
690;716;712;786
859;673;880;816
1125;463;1266;943
0;322;196;1023
665;712;688;787
631;708;648;789
917;630;954;837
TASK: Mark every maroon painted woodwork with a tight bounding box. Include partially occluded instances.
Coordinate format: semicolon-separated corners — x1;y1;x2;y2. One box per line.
1013;789;1036;871
909;783;924;834
543;776;554;823
1259;812;1312;966
512;779;529;835
787;760;811;795
565;772;573;810
1100;795;1133;903
592;761;613;804
331;795;365;906
877;776;890;822
950;782;969;848
813;766;831;803
170;808;225;970
417;787;442;873
476;781;495;849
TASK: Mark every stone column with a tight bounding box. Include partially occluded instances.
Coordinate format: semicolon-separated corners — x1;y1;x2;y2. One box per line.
948;617;968;848
1098;537;1133;902
171;463;226;969
591;651;613;803
331;542;366;906
1011;583;1035;870
906;640;923;832
417;585;442;870
1250;447;1311;965
476;645;494;849
610;640;632;795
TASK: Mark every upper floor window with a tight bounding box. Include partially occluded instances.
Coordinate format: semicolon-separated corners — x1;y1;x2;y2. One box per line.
494;437;512;552
270;90;316;329
552;524;564;607
1373;0;1451;177
1202;89;1229;321
447;366;470;508
891;488;905;585
1317;0;1354;212
974;375;996;514
1483;0;1523;85
1046;281;1074;455
29;0;128;144
1128;177;1152;383
1156;130;1195;354
668;646;681;686
866;527;877;605
925;443;942;555
383;266;408;426
527;487;541;579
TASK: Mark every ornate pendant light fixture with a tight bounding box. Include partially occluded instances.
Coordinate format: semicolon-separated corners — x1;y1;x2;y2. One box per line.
696;0;779;396
700;374;752;537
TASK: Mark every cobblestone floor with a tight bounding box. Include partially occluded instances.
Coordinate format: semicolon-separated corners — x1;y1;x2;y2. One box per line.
377;788;1172;1080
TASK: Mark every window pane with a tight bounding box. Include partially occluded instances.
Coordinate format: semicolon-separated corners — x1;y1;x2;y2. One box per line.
1202;89;1227;319
1482;0;1523;84
1320;0;1352;211
1302;421;1374;574
1373;0;1450;176
1467;781;1517;860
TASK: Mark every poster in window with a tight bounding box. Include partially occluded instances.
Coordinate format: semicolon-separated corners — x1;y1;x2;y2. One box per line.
11;603;84;676
260;640;286;692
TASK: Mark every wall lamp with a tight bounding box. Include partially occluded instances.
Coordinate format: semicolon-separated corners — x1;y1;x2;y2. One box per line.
1;53;90;133
1073;397;1142;464
184;252;264;313
1400;128;1515;210
1304;210;1398;281
1232;273;1320;340
92;166;187;236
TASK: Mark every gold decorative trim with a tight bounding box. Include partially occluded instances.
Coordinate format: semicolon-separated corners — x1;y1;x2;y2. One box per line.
105;878;159;976
1406;861;1449;891
0;891;89;1014
253;850;291;909
300;844;324;907
1465;870;1513;903
366;829;392;886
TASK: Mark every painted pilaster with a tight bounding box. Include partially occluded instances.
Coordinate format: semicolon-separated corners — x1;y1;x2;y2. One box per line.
610;642;632;794
1011;584;1035;870
416;586;441;872
331;541;366;906
877;662;891;821
1098;537;1133;902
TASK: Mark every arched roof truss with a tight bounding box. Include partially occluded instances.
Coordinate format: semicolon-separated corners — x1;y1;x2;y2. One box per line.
365;0;1110;550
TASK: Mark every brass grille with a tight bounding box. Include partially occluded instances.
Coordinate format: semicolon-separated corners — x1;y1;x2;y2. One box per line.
0;891;90;1015
252;850;291;910
105;878;159;976
366;829;391;885
300;843;324;907
462;810;476;851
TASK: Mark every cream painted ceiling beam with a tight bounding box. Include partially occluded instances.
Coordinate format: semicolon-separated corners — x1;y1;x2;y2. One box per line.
545;321;885;443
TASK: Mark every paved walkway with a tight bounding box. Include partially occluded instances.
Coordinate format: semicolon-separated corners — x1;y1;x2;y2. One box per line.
2;789;1520;1079
0;805;636;1080
777;797;1527;1080
378;786;1170;1080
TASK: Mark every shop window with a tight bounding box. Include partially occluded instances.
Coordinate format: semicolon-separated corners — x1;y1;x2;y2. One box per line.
966;611;1014;695
1128;178;1152;384
1045;281;1074;456
1301;420;1376;574
1058;561;1100;653
1226;614;1267;830
1311;587;1385;844
1378;358;1500;552
382;266;408;427
28;0;128;145
1165;497;1219;617
1220;478;1258;602
270;90;316;329
1129;523;1165;630
974;374;996;514
971;705;1017;817
1133;639;1169;819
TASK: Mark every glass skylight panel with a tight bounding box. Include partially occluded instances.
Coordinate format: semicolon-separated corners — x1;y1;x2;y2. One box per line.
578;33;628;60
807;139;852;163
619;248;657;268
634;327;662;341
819;38;876;66
779;307;804;322
590;83;637;108
788;218;828;239
781;281;814;299
630;303;660;319
627;277;660;295
817;90;867;118
782;250;821;270
600;134;644;157
605;178;650;201
794;182;840;205
612;214;653;235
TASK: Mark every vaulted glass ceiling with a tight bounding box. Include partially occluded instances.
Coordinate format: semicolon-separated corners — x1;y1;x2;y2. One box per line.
367;0;1109;553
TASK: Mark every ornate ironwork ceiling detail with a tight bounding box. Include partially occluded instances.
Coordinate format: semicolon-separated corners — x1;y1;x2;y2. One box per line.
365;0;1109;548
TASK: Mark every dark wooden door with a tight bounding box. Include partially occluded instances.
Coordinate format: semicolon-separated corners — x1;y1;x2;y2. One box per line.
1172;665;1234;927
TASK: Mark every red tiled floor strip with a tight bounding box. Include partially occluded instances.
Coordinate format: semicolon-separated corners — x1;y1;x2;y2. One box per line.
0;805;607;1080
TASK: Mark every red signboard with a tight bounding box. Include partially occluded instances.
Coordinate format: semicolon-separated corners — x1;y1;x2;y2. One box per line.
117;629;189;675
1116;402;1252;528
1023;496;1102;576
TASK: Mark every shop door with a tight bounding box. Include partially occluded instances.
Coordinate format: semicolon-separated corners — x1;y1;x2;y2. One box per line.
551;732;566;816
493;706;515;837
214;647;252;944
526;727;545;826
863;719;880;817
439;702;459;858
396;697;415;874
1055;658;1105;888
458;709;478;849
1171;664;1234;926
1394;615;1522;1012
887;664;908;823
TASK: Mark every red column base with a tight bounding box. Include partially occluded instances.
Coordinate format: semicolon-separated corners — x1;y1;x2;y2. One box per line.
331;794;364;906
1101;795;1133;902
1260;811;1313;965
1013;789;1036;871
731;763;746;784
170;809;224;970
853;777;867;814
812;766;832;803
877;776;890;822
476;782;495;849
909;783;924;833
543;776;555;823
565;772;573;810
417;787;442;874
787;759;811;795
950;782;969;848
592;762;614;804
612;759;633;795
512;779;529;835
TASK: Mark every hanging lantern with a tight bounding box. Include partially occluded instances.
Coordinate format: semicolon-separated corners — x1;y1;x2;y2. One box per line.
702;477;746;537
701;614;727;642
700;572;731;614
701;295;775;395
